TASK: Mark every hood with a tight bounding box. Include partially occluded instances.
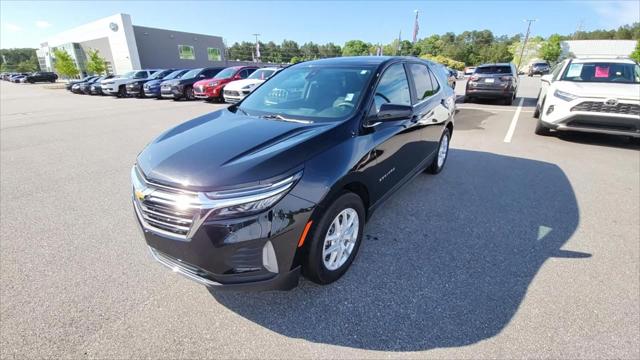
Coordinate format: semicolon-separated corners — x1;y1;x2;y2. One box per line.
559;81;640;100
136;109;340;191
225;79;264;91
145;79;163;86
162;79;181;86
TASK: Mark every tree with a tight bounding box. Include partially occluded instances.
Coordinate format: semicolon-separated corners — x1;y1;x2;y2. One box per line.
318;43;341;58
342;40;370;56
300;42;319;60
539;34;562;63
52;48;79;79
630;41;640;63
15;60;38;72
86;49;107;75
280;40;300;63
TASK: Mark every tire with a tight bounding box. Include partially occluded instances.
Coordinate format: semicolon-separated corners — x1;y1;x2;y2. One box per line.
534;119;551;135
117;85;126;98
533;105;540;118
426;128;451;174
464;95;473;103
303;192;365;285
504;96;513;106
185;87;194;101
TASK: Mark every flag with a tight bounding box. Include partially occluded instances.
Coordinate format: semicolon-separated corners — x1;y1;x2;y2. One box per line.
256;42;261;59
397;30;402;52
412;10;419;44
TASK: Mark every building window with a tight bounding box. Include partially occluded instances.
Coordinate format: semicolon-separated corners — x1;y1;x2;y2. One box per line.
207;48;221;61
178;45;195;60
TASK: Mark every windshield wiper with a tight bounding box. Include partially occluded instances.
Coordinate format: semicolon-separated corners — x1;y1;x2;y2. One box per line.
261;114;313;124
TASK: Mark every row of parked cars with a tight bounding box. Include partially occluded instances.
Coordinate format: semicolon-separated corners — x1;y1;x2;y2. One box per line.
61;66;282;103
1;71;58;83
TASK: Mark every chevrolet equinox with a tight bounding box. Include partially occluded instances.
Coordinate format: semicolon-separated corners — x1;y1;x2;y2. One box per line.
132;56;455;290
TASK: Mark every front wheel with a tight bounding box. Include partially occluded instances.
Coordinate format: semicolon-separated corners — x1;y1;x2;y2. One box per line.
303;192;365;285
117;85;126;98
426;128;451;174
534;119;551;135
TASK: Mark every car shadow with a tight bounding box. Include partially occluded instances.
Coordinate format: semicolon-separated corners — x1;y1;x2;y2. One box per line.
553;132;640;150
210;149;586;351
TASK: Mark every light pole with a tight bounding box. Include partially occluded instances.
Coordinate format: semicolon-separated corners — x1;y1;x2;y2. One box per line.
252;33;260;63
518;19;537;71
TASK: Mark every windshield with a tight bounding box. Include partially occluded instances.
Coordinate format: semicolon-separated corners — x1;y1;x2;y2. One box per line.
149;70;172;80
561;62;640;84
475;66;512;74
248;69;276;80
238;65;375;122
213;68;237;79
181;68;203;79
120;71;135;79
163;70;186;80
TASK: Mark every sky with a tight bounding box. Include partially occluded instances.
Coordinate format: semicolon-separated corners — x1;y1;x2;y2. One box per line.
1;0;638;49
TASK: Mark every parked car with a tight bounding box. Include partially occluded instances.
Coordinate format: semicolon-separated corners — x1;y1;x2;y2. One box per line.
223;67;280;103
79;75;114;94
463;66;476;77
66;75;97;90
161;67;223;100
534;57;640;138
464;63;519;105
528;61;550;76
10;74;28;83
125;69;176;97
102;70;159;97
144;69;189;98
71;77;97;93
25;71;58;83
131;56;455;291
89;81;105;95
193;66;259;102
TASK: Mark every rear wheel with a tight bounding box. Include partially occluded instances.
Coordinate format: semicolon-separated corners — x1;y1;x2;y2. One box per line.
427;128;451;174
303;192;365;285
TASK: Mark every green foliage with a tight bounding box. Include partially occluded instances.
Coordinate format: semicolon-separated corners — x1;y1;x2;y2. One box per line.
538;34;562;63
290;56;304;64
631;41;640;62
570;22;639;40
85;49;107;75
0;48;40;72
420;54;465;70
342;40;371;56
52;48;79;78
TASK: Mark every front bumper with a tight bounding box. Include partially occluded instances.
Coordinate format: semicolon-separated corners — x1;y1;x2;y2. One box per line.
541;97;640;137
132;171;315;291
223;89;250;103
126;83;143;96
144;87;161;97
194;84;222;99
102;84;119;95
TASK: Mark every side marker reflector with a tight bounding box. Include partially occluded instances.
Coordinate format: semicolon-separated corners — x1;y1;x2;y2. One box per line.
297;221;313;248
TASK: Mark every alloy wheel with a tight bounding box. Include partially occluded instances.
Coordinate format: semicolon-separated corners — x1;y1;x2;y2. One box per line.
322;208;359;271
437;132;449;168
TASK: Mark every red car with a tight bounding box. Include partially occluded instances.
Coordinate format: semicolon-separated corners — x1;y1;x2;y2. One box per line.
193;66;259;102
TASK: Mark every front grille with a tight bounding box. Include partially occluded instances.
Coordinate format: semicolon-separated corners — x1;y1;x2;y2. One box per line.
132;167;201;239
571;101;640;116
224;90;240;97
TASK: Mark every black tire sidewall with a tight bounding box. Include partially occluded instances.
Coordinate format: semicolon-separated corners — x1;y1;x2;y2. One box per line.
427;128;451;174
304;192;365;285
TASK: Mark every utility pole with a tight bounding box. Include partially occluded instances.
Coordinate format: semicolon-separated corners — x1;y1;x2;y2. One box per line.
517;19;536;71
252;33;260;63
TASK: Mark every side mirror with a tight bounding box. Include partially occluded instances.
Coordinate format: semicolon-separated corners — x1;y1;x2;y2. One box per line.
377;103;413;122
541;74;553;84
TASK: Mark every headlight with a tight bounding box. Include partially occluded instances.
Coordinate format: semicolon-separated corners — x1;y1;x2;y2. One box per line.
209;81;219;86
553;89;578;102
204;171;302;219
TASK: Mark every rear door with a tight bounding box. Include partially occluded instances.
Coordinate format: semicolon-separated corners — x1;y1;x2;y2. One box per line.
407;62;449;158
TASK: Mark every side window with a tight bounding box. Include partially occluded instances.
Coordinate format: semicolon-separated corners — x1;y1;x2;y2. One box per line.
240;69;250;78
427;67;441;94
374;63;411;112
134;71;147;79
203;69;218;78
408;63;435;102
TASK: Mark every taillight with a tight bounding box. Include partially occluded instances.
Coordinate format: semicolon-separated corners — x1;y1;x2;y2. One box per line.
500;76;513;82
470;75;480;81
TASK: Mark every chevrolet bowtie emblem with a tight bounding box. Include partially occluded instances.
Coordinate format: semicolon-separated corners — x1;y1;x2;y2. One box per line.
135;189;146;201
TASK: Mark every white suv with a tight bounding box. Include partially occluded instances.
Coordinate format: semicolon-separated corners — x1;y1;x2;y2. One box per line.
223;67;281;103
535;57;640;138
102;70;158;97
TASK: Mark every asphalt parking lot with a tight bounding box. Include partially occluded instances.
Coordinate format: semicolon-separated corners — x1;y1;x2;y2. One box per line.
1;77;639;358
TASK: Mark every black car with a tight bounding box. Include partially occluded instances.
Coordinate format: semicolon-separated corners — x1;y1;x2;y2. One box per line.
71;76;100;93
25;71;58;83
464;63;519;105
160;67;223;100
80;75;114;94
132;56;455;290
125;69;176;97
144;69;189;98
66;75;97;91
528;61;550;76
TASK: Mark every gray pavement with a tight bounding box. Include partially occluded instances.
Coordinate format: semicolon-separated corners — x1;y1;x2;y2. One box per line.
1;77;639;359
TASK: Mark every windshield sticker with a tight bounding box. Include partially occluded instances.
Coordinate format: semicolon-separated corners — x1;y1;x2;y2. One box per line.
594;66;609;78
566;63;583;78
345;93;354;101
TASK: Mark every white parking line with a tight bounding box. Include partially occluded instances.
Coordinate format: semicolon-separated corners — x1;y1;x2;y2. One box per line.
458;105;533;113
503;97;524;143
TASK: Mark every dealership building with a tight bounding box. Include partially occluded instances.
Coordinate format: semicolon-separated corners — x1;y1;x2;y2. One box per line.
36;13;227;76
